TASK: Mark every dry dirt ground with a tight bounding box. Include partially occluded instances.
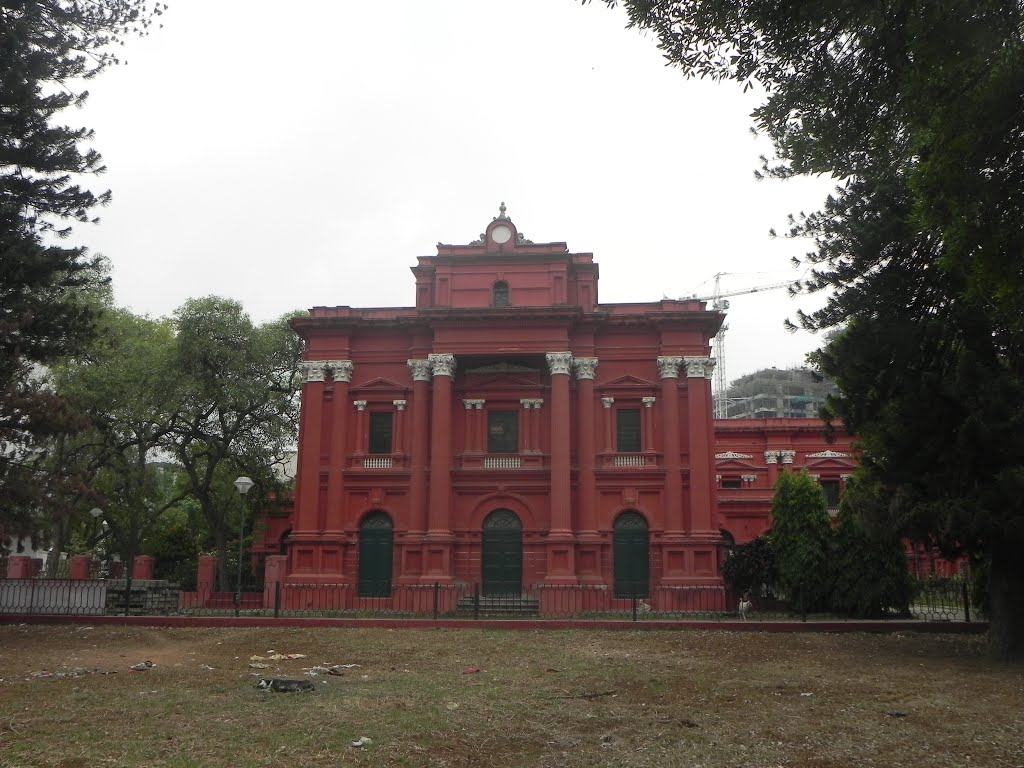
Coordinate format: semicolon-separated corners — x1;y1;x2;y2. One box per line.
0;624;1021;767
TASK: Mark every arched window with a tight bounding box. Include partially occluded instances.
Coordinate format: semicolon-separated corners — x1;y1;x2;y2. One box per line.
358;512;393;597
613;511;649;598
492;281;510;307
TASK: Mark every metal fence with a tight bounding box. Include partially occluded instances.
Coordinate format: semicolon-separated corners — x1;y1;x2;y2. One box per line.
0;575;977;623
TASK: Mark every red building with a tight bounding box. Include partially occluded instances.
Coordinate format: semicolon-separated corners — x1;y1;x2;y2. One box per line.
259;207;857;608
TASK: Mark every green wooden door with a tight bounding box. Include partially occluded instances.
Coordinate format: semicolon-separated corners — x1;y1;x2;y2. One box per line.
482;509;522;596
613;511;649;598
358;512;393;597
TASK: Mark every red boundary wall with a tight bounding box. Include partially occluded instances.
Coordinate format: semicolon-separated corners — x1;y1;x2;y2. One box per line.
0;614;988;635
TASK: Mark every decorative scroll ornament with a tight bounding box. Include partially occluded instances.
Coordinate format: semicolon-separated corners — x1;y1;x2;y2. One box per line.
716;451;753;460
806;449;850;459
683;356;716;379
656;356;683;379
764;450;780;464
393;400;407;410
325;360;353;383
546;352;573;376
601;397;615;408
642;397;656;408
741;474;758;483
779;450;796;464
353;400;367;411
300;361;329;382
427;353;456;377
407;359;432;382
463;398;485;410
520;398;543;409
573;357;598;380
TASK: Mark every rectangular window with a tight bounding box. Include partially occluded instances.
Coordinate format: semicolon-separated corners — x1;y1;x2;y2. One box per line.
721;477;742;490
487;411;518;454
616;408;641;453
369;412;393;455
821;479;841;508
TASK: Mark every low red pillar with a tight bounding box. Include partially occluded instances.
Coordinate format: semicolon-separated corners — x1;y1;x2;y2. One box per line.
196;554;218;605
6;555;33;579
68;555;93;580
132;555;155;580
263;555;287;610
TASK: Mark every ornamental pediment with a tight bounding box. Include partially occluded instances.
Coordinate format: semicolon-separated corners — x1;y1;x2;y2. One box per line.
601;374;659;391
805;449;850;459
715;451;753;461
350;376;407;395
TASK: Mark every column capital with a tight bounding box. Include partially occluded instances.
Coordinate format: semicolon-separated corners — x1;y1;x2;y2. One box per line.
641;396;656;408
779;449;796;464
764;450;780;464
300;361;329;382
325;360;353;382
407;358;432;382
520;398;543;409
601;397;614;408
393;399;407;410
427;353;456;377
683;355;716;379
656;356;683;379
572;357;598;380
354;400;367;411
546;352;573;376
463;398;485;410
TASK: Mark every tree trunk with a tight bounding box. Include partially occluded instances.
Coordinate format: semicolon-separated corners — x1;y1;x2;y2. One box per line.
45;516;68;577
987;544;1024;661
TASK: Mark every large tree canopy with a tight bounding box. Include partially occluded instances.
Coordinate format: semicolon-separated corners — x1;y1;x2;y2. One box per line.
595;0;1024;658
0;1;165;539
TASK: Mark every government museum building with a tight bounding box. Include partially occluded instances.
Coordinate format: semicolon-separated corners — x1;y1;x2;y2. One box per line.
256;207;856;610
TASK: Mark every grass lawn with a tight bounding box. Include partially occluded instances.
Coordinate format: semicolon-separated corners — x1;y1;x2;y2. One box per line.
0;624;1021;767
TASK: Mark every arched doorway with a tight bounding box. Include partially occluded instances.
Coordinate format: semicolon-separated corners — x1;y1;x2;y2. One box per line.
613;511;649;598
482;509;522;595
358;512;393;597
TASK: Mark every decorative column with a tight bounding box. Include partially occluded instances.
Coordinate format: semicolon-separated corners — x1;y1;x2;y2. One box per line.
764;450;780;487
545;351;576;583
392;400;407;455
463;399;484;453
353;401;368;455
601;397;615;453
678;355;720;586
290;361;330;577
573;358;601;583
641;396;656;453
657;356;684;533
403;359;431;581
324;361;353;535
425;353;455;581
519;399;533;452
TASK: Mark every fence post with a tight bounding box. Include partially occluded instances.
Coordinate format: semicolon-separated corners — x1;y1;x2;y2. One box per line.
274;581;281;619
432;582;439;621
473;582;480;620
962;580;971;623
28;577;36;617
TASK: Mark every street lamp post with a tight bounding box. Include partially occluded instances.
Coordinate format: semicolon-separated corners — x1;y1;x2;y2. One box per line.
233;476;255;616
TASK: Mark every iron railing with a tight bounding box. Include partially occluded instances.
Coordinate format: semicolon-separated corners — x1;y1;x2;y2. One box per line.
0;576;978;622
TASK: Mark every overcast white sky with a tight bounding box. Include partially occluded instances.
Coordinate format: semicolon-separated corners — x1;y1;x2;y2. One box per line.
74;0;837;385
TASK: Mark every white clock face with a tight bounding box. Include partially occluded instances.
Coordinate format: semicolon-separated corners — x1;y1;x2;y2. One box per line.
491;224;512;244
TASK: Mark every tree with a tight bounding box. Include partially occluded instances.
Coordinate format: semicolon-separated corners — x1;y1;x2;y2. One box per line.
592;0;1024;658
167;298;302;590
769;470;832;614
829;475;914;618
49;308;187;573
721;535;775;597
0;1;165;538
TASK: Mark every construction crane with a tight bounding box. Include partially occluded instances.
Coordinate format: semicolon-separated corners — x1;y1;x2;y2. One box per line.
687;272;797;419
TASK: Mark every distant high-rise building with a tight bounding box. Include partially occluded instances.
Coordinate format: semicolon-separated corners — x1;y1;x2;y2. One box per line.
724;367;836;419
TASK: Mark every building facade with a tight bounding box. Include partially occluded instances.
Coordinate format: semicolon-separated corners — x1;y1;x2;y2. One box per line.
262;208;857;607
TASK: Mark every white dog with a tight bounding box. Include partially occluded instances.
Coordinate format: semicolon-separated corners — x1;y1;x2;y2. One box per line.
738;594;752;621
